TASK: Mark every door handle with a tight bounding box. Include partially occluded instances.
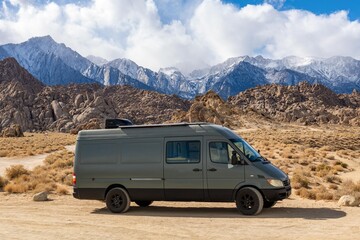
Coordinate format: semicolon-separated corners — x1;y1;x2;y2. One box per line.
208;168;217;172
193;168;202;172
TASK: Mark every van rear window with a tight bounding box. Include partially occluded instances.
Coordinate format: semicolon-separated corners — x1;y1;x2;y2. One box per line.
166;141;200;164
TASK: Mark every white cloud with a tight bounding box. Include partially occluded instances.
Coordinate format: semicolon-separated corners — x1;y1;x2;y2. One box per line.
1;0;360;73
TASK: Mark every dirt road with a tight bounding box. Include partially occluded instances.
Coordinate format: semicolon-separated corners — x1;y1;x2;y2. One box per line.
0;193;359;240
0;145;75;176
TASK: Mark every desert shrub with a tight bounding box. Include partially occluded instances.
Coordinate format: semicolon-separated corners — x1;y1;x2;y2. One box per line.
5;165;29;180
0;175;8;189
4;181;28;193
315;191;334;200
325;175;342;184
291;174;310;189
0;150;9;157
334;180;360;200
296;188;316;200
308;164;317;171
3;151;74;194
44;150;74;168
334;161;348;169
56;184;69;195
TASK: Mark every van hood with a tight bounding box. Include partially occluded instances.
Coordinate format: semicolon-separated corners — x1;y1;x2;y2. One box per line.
253;162;288;180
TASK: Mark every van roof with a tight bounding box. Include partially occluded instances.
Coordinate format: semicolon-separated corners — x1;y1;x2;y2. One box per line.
77;122;235;140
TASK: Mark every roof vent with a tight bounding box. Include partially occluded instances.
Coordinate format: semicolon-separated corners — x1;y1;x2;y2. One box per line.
105;119;133;129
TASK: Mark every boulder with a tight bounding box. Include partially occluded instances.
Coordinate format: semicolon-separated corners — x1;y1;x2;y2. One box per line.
74;94;84;108
1;124;24;137
51;100;64;120
33;191;48;201
338;195;359;207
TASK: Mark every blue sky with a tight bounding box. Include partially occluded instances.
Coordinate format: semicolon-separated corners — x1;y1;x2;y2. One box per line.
1;0;360;72
225;0;360;20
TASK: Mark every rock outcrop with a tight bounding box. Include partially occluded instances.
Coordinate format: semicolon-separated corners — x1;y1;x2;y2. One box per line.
1;124;24;137
169;91;241;128
228;82;360;126
33;191;48;201
338;195;360;207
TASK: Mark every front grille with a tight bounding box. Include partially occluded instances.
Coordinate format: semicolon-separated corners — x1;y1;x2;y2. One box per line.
282;179;290;187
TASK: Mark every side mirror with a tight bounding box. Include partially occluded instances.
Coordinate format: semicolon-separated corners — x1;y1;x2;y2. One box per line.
231;151;238;165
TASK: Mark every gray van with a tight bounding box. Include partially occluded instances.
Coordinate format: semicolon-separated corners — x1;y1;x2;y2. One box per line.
73;123;291;215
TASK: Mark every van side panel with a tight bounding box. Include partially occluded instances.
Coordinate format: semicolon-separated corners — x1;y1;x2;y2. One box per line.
74;138;164;200
119;138;164;200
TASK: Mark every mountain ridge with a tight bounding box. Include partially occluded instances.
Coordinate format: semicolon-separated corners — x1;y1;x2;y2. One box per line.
0;36;360;99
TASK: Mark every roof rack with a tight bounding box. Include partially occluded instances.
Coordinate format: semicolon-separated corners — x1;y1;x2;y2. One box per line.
117;122;210;129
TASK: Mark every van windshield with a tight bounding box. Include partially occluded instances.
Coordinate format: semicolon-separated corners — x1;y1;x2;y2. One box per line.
230;138;262;162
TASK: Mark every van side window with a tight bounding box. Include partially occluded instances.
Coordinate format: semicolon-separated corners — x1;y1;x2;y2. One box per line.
166;141;200;164
209;142;234;164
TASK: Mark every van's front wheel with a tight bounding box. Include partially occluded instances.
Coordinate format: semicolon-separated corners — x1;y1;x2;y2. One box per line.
135;201;153;207
236;187;264;215
106;188;131;213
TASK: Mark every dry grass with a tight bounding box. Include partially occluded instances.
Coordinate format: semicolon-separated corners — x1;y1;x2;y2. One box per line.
5;165;30;180
3;150;74;194
0;132;76;157
239;125;360;201
0;175;7;189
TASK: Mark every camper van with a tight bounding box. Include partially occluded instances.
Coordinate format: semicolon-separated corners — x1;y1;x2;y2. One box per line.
73;122;291;215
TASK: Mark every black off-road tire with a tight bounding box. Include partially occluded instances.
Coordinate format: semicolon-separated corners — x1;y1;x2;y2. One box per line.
135;200;153;207
105;187;131;213
236;187;264;215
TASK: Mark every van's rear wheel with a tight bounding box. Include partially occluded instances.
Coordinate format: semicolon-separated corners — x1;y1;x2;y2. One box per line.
135;201;153;207
106;188;131;213
263;200;277;208
236;187;264;215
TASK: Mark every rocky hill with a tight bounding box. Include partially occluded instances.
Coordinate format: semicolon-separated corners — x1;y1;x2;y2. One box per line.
170;81;360;127
229;82;360;126
0;58;190;132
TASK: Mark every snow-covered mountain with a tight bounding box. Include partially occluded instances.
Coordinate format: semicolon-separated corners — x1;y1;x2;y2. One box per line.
0;36;359;99
86;55;108;66
0;36;150;89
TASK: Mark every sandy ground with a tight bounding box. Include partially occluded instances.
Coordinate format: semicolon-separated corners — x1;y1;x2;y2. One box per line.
0;145;75;176
0;193;359;240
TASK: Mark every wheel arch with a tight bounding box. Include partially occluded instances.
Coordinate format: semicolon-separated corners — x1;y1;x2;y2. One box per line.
105;184;128;198
233;185;265;201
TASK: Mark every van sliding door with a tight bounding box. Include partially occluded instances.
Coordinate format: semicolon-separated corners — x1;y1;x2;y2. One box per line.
164;137;204;201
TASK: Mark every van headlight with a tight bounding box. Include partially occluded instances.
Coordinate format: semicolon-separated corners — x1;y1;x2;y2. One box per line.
267;179;284;187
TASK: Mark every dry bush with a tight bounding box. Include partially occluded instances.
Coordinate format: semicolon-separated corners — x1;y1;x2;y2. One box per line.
334;161;348;169
0;150;9;157
296;188;316;200
325;175;342;184
291;174;310;189
0;132;76;157
4;182;28;193
5;165;29;180
56;184;70;195
3;150;74;194
315;191;334;200
0;175;8;189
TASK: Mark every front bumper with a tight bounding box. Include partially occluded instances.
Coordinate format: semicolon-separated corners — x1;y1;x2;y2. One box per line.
262;186;292;202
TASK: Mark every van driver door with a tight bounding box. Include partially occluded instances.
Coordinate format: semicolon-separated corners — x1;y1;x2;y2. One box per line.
164;137;204;200
206;140;245;201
